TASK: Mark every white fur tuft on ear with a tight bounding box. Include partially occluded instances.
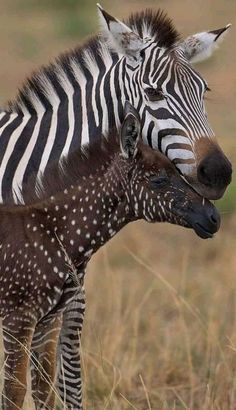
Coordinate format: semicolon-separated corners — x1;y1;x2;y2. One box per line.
97;4;144;60
179;24;231;64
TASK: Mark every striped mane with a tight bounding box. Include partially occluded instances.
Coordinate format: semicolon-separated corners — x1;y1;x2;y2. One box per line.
7;9;179;115
127;9;179;48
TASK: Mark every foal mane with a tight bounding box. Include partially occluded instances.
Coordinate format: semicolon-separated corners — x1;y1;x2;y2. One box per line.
16;131;120;206
7;9;179;115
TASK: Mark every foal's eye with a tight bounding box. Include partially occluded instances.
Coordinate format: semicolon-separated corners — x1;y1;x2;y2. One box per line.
145;87;164;102
149;175;169;188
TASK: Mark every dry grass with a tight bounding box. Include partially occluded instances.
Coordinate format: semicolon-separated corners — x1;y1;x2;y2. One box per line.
81;217;236;409
0;1;235;409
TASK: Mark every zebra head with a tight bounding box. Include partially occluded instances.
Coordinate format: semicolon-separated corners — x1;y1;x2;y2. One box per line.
98;5;232;200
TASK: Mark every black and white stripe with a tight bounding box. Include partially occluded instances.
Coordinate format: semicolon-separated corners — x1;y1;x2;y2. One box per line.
0;24;215;202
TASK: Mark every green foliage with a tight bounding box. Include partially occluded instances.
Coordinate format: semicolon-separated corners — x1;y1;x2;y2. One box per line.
11;0;98;39
14;33;39;59
55;6;97;39
216;178;236;215
13;0;92;11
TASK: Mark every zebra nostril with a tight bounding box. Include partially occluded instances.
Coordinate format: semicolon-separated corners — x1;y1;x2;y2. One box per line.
198;163;210;185
197;150;232;189
199;165;206;176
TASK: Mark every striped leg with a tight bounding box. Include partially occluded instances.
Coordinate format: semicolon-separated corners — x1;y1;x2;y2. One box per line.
57;287;86;410
31;312;63;410
2;311;37;410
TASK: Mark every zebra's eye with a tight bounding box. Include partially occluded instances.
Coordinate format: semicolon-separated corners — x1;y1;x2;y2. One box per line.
145;87;165;102
149;175;169;188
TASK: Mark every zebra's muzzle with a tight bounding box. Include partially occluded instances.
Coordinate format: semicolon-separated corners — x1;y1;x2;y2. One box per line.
196;146;232;200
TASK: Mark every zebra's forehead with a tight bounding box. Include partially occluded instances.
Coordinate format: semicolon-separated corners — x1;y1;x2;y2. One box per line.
140;45;206;90
171;49;207;85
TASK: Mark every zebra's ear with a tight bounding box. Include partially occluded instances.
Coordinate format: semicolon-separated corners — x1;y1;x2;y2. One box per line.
120;102;141;159
179;24;231;64
97;4;143;60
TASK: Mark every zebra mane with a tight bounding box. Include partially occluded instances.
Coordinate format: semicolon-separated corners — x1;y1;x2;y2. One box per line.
7;9;179;115
6;36;106;115
14;129;121;205
127;9;179;48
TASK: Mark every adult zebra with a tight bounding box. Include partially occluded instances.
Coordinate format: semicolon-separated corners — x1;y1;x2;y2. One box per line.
0;5;232;409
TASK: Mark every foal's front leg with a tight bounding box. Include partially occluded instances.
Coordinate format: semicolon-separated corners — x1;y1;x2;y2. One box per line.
57;286;86;410
31;312;63;410
2;311;37;410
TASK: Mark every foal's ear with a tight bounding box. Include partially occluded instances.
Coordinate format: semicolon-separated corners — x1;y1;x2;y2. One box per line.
120;102;141;159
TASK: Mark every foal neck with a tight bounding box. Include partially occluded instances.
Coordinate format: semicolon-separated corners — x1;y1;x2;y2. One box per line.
35;155;135;266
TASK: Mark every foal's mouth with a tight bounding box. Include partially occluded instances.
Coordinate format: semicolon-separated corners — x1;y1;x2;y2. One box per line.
190;221;214;239
166;209;218;239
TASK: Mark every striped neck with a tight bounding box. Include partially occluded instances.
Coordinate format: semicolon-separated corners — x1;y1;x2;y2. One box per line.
0;48;126;202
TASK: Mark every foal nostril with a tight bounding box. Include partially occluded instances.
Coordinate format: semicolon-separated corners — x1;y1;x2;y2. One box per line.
209;211;219;228
208;206;221;230
210;214;217;225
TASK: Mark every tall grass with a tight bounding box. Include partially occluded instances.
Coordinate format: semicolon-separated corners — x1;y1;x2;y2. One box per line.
80;217;236;409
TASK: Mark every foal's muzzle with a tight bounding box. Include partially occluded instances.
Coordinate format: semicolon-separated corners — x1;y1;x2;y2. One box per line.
185;201;221;239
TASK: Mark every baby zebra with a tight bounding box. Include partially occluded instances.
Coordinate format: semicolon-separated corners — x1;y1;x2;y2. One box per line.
0;102;220;410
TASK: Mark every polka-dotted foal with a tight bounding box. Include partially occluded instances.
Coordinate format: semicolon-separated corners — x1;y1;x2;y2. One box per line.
0;102;220;410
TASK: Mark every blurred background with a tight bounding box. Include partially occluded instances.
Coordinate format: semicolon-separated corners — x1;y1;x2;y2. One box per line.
0;1;235;409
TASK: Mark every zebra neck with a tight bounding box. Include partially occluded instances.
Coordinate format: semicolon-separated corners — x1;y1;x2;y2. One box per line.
0;55;126;202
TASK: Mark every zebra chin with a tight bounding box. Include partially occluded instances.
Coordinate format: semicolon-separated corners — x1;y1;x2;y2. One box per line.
175;140;232;200
185;179;230;201
177;168;232;201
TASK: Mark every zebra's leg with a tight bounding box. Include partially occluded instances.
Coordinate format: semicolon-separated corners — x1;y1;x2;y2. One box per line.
2;311;37;410
57;286;86;410
31;312;63;410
